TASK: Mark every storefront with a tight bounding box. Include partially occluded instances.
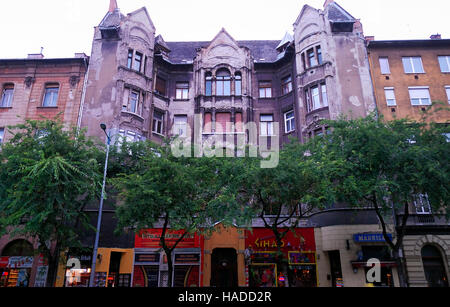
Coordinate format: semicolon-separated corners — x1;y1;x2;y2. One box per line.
0;256;34;287
245;228;317;287
133;229;202;287
63;248;93;287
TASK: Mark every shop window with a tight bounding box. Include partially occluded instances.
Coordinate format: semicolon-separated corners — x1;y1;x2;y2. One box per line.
175;82;189;100
421;245;449;287
281;75;293;95
259;81;272;98
42;84;59;107
155;76;167;97
1;84;14;107
216;69;231;96
364;266;395;287
152;110;164;135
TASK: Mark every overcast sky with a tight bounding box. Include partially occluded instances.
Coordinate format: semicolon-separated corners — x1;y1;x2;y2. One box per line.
1;0;449;59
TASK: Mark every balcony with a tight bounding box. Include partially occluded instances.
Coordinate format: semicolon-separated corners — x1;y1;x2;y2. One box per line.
396;214;450;227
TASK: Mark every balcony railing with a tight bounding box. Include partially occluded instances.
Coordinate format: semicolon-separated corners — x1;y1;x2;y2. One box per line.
396;214;449;227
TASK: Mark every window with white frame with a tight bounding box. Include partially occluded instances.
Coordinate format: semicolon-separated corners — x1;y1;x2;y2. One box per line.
173;115;188;137
409;87;431;106
42;84;59;107
0;127;4;145
438;56;450;73
117;129;142;147
260;114;274;136
413;194;432;214
122;88;143;115
379;57;391;74
1;84;14;107
176;82;189;100
384;88;397;106
305;83;328;112
445;86;450;104
284;110;295;133
402;57;425;74
152;110;164;135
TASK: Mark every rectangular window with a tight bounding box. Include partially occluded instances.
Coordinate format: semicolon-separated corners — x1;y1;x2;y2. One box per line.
307;48;317;67
215;113;232;133
203;113;212;133
235;75;242;96
306;83;327;112
317;46;323;65
42;84;59;107
446;86;450;104
133;52;143;72
176;82;189;100
152;111;164;135
1;84;14;107
259;81;272;98
284;110;295;133
281;76;293;95
384;88;397;106
321;84;328;107
260;115;274;136
438;56;450;73
122;88;142;115
414;194;432;215
235;113;243;133
409;87;431;106
0;128;4;145
205;75;212;97
379;57;391;74
402;57;424;74
127;50;133;69
311;86;321;110
129;90;139;114
155;76;167;97
173;115;188;137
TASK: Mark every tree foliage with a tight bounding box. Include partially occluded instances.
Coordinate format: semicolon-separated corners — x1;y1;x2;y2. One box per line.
0;118;103;286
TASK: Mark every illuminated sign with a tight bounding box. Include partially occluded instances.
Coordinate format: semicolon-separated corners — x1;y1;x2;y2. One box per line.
135;229;200;249
175;254;200;264
353;233;393;243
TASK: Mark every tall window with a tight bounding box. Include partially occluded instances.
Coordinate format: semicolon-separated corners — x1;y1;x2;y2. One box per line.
0;127;4;145
1;84;14;107
305;83;328;112
133;52;143;72
155;76;167;97
127;50;133;69
235;112;243;133
152;110;164;135
203;113;212;133
445;86;450;104
176;82;189;100
122;88;142;115
438;56;450;73
205;72;212;96
409;87;431;106
173;115;188;137
216;69;231;96
402;57;425;74
414;194;432;214
235;73;242;96
379;57;391;74
307;48;317;67
284;110;295;133
317;46;323;65
384;88;397;106
259;81;272;98
421;245;449;287
281;76;293;95
260;115;274;136
42;84;59;107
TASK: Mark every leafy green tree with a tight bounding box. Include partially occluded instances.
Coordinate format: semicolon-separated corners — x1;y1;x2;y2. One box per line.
307;114;449;287
112;140;252;287
0;119;103;287
236;140;331;287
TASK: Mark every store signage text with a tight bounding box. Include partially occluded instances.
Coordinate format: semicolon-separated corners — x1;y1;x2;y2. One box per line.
254;238;285;248
353;233;393;243
8;256;34;268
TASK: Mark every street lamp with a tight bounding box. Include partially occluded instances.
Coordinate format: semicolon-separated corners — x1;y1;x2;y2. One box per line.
89;123;111;287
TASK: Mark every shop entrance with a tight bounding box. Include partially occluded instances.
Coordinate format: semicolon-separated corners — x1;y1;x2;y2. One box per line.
328;250;343;287
211;248;238;287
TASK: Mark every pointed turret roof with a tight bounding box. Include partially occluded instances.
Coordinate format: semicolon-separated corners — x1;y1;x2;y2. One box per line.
109;0;118;12
276;32;294;51
99;0;124;29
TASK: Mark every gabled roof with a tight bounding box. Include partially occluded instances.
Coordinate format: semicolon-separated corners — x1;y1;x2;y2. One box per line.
293;4;318;27
127;7;156;31
327;2;356;23
164;40;282;64
276;32;294;51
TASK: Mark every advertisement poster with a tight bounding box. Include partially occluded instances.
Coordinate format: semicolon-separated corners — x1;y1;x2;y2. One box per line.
249;264;277;287
34;266;49;287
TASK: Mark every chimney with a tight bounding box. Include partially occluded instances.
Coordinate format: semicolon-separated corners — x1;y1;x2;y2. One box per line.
323;0;335;8
430;34;442;40
109;0;118;12
365;36;375;43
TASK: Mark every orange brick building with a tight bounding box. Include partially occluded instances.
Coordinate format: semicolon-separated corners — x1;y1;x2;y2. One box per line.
367;37;450;124
0;53;89;145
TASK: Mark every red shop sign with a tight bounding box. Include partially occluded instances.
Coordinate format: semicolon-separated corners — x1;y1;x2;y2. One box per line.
245;228;316;252
135;229;200;249
0;257;9;268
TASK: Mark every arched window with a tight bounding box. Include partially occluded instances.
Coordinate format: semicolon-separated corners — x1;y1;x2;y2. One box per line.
421;245;449;287
235;72;242;96
205;72;212;97
216;69;231;96
1;240;34;256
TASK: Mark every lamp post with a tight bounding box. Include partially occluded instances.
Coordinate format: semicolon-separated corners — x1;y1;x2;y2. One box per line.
89;123;111;287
